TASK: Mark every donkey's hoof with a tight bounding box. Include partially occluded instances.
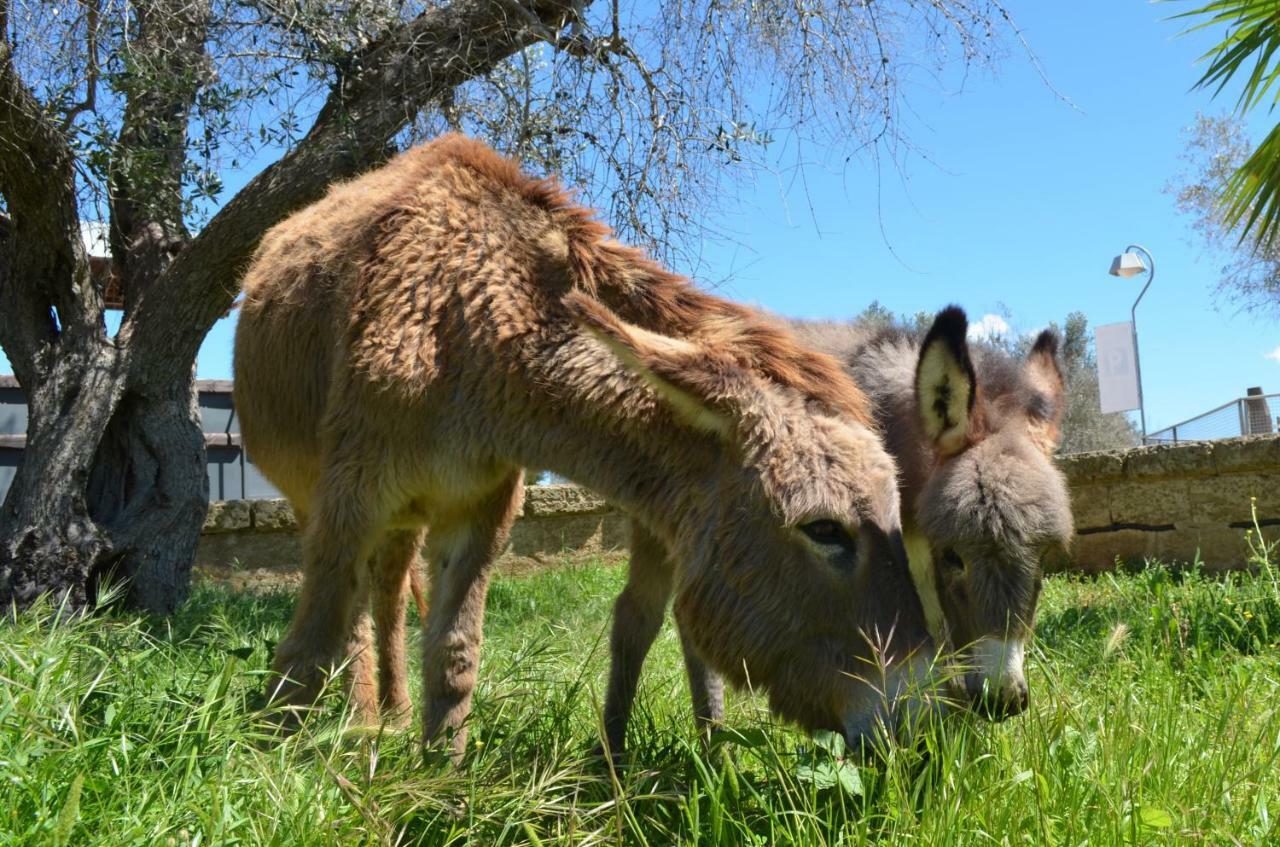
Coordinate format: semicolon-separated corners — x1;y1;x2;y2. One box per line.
590;740;628;771
261;667;326;726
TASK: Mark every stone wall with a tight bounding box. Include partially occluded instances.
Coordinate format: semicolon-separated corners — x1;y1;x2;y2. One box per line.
195;436;1280;588
1058;435;1279;571
196;485;629;591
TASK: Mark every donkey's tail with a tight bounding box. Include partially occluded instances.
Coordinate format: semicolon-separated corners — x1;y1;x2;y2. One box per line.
409;565;428;621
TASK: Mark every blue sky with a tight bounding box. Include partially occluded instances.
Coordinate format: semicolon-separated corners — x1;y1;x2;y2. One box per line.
7;1;1277;434
683;0;1279;434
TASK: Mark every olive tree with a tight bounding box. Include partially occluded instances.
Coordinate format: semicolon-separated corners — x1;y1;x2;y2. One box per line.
1169;113;1280;317
0;0;1025;613
1050;312;1140;454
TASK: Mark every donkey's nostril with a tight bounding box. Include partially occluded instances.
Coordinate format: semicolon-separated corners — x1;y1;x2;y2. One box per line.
978;693;1009;722
975;685;1028;721
967;673;1029;721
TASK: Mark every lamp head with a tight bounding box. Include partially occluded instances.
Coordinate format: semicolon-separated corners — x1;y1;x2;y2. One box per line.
1109;251;1147;278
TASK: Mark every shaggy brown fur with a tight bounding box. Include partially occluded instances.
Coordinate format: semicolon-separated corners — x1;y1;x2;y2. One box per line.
233;135;941;760
612;308;1073;739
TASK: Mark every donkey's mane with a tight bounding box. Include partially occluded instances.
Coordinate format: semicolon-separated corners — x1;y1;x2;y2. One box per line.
434;134;872;427
802;318;1033;411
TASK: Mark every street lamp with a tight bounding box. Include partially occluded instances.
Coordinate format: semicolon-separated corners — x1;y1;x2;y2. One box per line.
1107;244;1155;442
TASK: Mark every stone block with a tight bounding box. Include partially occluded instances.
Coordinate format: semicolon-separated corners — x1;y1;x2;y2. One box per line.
498;511;629;575
521;484;612;517
1067;525;1251;572
195;530;302;574
203;500;250;533
509;513;606;557
253;499;298;531
1057;450;1124;484
1122;441;1215;480
1187;472;1280;527
1069;528;1161;572
1068;483;1111;529
1106;479;1191;526
1211;435;1280;475
1163;524;1259;570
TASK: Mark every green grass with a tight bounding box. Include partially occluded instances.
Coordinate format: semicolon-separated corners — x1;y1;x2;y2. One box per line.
2;536;1279;845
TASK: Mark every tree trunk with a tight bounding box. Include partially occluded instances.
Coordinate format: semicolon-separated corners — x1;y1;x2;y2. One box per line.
87;371;208;613
0;360;207;614
0;341;124;609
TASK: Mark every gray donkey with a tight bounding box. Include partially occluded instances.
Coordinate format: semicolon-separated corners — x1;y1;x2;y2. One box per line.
606;306;1074;753
234;135;945;762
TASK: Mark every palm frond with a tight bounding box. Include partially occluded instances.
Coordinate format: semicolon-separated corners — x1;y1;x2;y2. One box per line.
1222;121;1280;242
1174;0;1280;247
1177;0;1280;110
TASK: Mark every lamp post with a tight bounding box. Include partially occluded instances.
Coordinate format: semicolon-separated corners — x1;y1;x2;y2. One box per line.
1107;244;1155;442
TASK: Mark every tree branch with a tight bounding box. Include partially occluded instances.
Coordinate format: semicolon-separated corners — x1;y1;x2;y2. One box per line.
0;20;99;389
127;0;581;387
0;209;56;391
59;0;102;132
109;0;211;312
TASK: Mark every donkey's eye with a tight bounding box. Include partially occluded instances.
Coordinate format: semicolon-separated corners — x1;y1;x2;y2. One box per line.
799;520;855;548
939;549;965;572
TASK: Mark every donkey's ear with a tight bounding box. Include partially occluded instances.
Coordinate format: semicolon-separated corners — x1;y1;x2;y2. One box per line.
915;306;977;456
566;292;736;437
1023;329;1065;455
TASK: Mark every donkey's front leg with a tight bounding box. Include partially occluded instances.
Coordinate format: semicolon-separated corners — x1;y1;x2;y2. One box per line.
268;473;381;721
421;471;524;763
679;629;725;739
602;519;676;757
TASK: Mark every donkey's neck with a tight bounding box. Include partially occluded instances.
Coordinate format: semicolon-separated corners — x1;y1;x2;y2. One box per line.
537;432;714;553
491;334;728;557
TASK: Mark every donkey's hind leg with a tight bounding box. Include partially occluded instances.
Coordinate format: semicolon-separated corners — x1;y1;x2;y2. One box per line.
369;528;427;726
602;519;675;757
345;601;379;724
421;470;524;762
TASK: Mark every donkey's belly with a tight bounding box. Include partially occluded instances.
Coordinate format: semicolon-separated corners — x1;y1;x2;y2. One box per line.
234;306;333;512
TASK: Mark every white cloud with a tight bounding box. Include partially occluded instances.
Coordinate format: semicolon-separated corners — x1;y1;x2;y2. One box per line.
967;313;1011;343
1266;345;1280;363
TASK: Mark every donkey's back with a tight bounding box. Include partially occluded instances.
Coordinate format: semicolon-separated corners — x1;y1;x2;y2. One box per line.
234;149;443;508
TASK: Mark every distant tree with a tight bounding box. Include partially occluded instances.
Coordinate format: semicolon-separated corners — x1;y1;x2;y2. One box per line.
0;0;1032;613
976;312;1138;454
1169;113;1280;316
1040;312;1140;455
864;306;1139;454
853;300;896;330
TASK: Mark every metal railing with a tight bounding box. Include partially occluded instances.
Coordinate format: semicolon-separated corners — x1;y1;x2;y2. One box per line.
1145;392;1280;445
1;378;280;502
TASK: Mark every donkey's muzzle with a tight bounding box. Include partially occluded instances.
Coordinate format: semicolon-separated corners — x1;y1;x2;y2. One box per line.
960;636;1030;721
842;654;950;760
971;677;1029;722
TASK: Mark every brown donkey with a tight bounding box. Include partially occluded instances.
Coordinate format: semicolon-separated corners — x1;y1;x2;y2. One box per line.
233;135;943;760
612;306;1073;747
